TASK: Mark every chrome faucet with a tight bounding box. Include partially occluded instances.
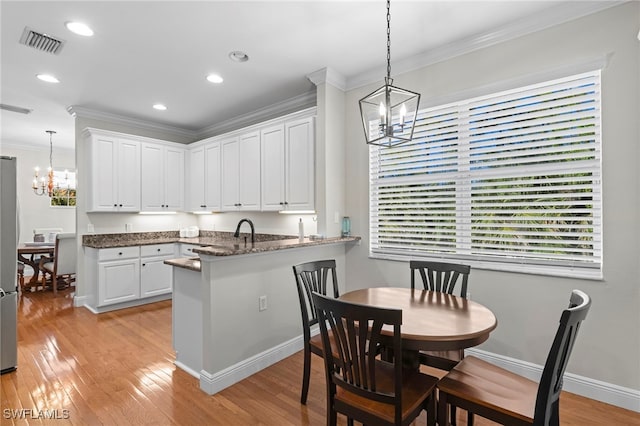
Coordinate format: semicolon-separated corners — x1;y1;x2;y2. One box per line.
233;218;255;244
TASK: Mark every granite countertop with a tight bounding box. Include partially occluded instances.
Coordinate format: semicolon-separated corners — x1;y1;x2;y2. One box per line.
82;230;297;249
164;235;360;272
193;236;360;257
164;257;201;272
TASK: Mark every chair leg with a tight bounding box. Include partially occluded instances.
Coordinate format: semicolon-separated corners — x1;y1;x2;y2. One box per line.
438;390;449;426
427;392;436;426
53;274;58;294
300;345;311;404
468;411;474;426
451;405;457;426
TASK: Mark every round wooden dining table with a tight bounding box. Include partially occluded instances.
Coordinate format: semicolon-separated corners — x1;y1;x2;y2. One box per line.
339;287;497;355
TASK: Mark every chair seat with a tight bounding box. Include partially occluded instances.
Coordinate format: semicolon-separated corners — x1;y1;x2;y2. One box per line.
419;349;463;371
437;356;537;424
309;330;338;358
41;261;54;274
336;360;439;424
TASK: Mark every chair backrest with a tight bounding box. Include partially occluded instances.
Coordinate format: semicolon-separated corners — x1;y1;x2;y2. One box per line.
54;233;77;275
534;289;591;425
312;292;404;425
410;260;470;298
292;260;339;339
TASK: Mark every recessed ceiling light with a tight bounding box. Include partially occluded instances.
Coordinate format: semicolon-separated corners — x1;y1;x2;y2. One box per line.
153;104;167;111
65;21;94;36
36;74;60;83
229;51;249;63
206;74;224;84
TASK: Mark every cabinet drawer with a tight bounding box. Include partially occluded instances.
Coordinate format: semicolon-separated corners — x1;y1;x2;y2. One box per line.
180;244;199;257
141;244;175;258
98;246;140;262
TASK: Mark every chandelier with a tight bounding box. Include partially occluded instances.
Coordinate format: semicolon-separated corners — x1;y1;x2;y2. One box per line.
359;0;420;147
32;130;58;197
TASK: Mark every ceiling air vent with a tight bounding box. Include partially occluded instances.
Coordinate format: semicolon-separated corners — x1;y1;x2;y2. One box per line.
19;27;65;55
0;104;32;114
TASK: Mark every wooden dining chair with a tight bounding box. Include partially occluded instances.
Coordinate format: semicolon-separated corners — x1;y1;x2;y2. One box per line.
292;260;340;404
39;233;77;294
312;292;438;426
437;289;591;426
409;260;472;425
409;260;471;371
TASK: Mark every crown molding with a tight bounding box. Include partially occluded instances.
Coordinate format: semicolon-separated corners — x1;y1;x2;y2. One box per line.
346;0;625;91
67;106;198;140
195;90;316;139
307;67;347;91
67;90;317;143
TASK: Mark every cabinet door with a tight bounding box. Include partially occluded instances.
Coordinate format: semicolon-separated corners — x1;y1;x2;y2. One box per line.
239;131;261;210
141;256;173;297
204;142;221;211
116;139;141;211
98;259;140;306
164;146;185;210
90;135;117;211
141;142;164;210
188;146;206;211
221;136;240;210
285;118;315;210
260;124;285;211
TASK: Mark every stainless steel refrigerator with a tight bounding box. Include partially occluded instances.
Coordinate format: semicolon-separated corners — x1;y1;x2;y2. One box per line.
1;156;18;373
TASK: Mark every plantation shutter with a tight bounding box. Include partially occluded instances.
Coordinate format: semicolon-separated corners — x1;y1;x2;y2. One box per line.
370;70;601;277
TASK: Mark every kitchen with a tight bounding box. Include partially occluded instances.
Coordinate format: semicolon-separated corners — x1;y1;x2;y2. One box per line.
1;1;639;424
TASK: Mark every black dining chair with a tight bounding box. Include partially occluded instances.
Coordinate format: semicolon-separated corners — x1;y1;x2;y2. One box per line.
437;289;591;426
410;260;471;370
312;292;438;426
292;260;340;404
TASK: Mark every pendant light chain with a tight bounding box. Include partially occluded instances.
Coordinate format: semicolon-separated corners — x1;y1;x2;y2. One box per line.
386;0;391;82
48;131;53;169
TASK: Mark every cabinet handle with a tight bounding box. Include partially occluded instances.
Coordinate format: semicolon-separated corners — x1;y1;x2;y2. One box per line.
200;204;206;208
284;201;289;205
118;252;123;256
279;202;284;205
113;204;118;207
142;263;146;267
157;248;161;252
119;204;123;207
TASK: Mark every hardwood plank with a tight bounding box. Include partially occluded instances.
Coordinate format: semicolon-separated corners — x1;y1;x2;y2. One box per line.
1;288;638;425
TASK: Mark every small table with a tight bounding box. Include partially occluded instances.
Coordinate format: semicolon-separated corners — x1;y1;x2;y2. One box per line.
17;244;55;289
339;287;497;367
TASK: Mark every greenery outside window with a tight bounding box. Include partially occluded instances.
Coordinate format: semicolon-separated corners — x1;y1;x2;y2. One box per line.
50;169;76;207
369;70;602;279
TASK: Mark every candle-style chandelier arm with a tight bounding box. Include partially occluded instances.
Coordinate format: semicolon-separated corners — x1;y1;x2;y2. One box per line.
32;130;59;197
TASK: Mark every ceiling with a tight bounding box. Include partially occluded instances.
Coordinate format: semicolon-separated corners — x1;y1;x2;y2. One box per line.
0;1;618;150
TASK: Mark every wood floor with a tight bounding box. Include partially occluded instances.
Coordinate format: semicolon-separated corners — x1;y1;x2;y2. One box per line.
1;289;638;425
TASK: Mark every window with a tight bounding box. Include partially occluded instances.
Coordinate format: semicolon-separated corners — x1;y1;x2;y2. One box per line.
50;169;76;207
369;70;602;278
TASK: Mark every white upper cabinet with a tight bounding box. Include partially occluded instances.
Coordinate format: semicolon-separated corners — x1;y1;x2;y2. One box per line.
188;141;221;212
261;117;315;211
260;124;286;211
141;142;185;211
85;131;141;212
221;132;261;211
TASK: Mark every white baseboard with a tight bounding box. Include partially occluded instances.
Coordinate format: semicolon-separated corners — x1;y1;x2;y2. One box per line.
174;360;200;379
199;336;304;395
466;348;640;413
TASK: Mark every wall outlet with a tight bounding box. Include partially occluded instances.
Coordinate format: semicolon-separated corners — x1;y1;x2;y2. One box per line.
87;223;95;233
259;295;267;311
125;223;132;232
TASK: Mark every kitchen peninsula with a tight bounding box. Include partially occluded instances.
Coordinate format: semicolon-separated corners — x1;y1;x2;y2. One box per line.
164;233;359;395
82;229;359;395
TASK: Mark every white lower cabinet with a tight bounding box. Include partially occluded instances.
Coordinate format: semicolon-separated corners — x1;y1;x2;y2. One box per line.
88;244;175;311
96;247;140;307
140;244;175;297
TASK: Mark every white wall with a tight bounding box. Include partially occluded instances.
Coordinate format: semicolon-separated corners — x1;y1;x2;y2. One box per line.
344;2;639;391
1;144;76;273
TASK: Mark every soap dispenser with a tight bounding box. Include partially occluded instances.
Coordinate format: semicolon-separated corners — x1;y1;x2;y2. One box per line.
298;218;304;241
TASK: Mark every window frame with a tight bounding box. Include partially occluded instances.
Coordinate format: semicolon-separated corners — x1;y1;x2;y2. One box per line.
369;70;602;280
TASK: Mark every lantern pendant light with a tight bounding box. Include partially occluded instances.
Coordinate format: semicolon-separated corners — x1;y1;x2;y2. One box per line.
359;0;420;147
